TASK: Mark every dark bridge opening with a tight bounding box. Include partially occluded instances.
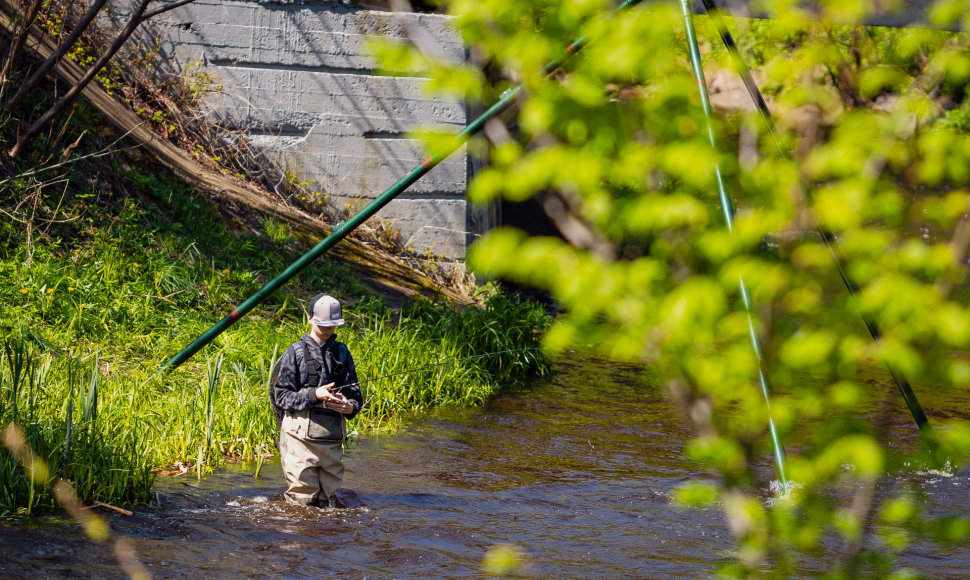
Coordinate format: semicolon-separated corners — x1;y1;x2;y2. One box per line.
499;196;562;239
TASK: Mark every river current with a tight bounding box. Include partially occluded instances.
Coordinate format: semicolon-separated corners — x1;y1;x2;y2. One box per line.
1;356;968;577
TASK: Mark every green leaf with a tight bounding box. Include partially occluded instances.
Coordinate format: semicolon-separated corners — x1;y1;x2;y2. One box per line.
781;330;836;370
674;481;719;508
687;436;747;475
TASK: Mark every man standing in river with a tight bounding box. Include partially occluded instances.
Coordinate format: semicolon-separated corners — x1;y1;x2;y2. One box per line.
270;293;363;507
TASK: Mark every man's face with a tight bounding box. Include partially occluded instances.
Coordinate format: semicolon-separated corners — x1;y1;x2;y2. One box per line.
308;316;335;339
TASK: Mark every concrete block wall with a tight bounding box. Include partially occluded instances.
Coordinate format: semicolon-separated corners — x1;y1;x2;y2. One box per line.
143;0;484;258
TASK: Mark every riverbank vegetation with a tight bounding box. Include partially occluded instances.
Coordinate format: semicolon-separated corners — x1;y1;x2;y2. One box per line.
0;91;548;517
0;175;549;515
390;1;970;576
0;288;548;516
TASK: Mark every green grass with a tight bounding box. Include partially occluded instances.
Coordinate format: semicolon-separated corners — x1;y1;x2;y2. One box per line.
0;292;549;515
0;141;550;515
0;342;154;515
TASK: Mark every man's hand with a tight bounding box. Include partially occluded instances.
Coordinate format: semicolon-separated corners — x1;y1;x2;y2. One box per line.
315;382;336;402
315;382;355;415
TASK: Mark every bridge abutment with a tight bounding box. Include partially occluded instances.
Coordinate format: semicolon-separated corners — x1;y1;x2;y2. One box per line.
145;0;485;259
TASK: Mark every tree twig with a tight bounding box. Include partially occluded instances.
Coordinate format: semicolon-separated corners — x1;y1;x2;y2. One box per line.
0;124;148;187
91;500;135;516
124;290;186;304
5;0;110;111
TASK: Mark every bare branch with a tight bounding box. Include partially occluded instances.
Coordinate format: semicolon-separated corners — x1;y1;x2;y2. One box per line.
141;0;200;22
6;0;111;111
543;192;617;260
0;123;148;186
0;0;44;96
8;0;206;157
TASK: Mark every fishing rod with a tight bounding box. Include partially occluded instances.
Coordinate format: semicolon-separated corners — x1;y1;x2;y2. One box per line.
159;0;644;372
329;347;539;392
681;0;788;487
698;0;936;451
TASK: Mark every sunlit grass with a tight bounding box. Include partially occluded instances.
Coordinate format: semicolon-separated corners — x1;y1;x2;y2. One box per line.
0;342;154;515
0;289;549;515
0;173;550;514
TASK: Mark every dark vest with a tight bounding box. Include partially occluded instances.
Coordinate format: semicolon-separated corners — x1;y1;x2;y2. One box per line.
269;334;351;427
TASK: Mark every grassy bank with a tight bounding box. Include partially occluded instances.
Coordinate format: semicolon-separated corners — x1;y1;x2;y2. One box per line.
0;146;549;516
0;293;548;515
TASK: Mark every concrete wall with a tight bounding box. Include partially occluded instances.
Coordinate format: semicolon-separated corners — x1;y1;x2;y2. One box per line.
145;0;485;258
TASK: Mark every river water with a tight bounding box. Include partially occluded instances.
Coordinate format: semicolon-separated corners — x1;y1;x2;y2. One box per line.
1;356;968;578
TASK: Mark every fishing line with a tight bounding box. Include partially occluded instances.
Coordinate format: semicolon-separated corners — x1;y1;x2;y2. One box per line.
331;347;541;392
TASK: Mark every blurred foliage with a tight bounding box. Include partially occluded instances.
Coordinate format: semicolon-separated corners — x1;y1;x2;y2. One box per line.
378;0;970;575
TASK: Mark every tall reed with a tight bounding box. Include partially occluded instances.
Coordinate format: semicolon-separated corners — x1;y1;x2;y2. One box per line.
0;343;154;515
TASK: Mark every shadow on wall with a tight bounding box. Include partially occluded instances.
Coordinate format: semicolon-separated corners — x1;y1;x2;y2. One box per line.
122;0;481;258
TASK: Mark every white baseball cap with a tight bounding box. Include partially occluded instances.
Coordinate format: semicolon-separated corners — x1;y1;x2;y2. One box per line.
308;293;345;327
